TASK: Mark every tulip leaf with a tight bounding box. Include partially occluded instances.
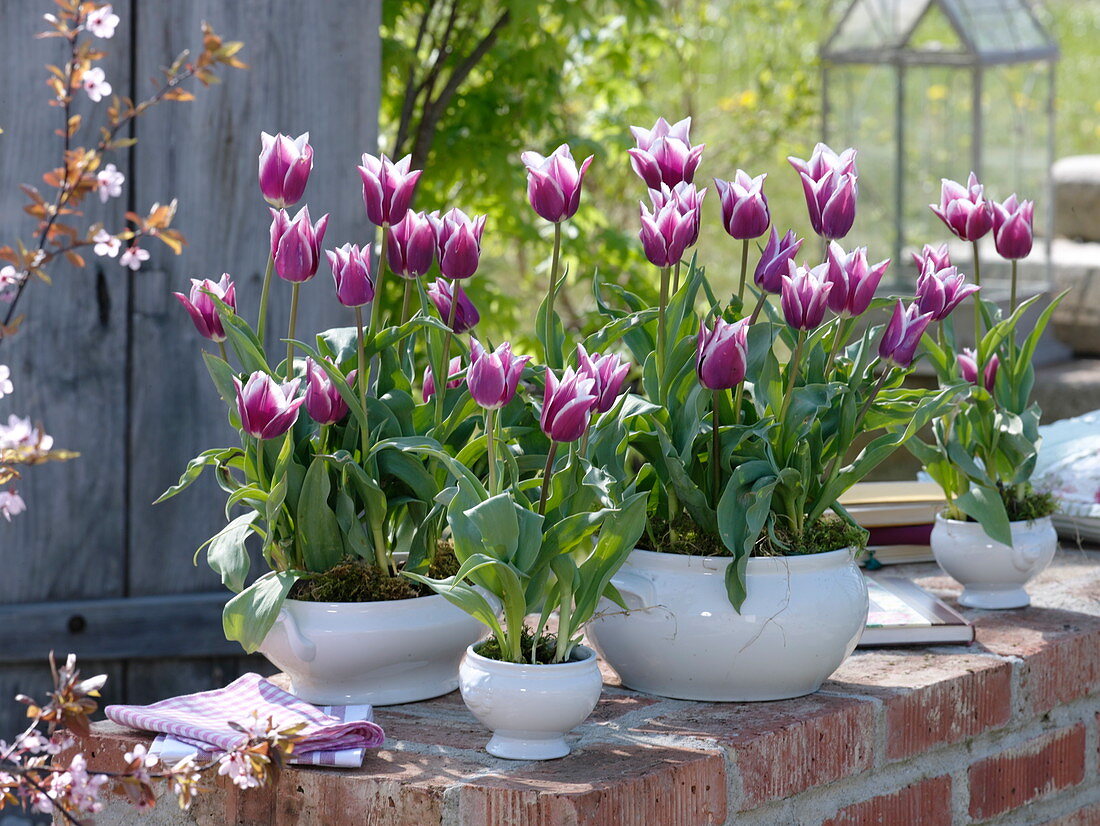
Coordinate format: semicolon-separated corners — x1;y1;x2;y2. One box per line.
296;456;345;572
222;570;301;654
200;510;257;593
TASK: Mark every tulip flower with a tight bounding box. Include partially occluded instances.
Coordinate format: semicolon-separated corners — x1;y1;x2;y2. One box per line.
234;371;304;440
781;262;833;331
879;301;933;368
638;198;696;268
696;318;749;391
468;340;530;410
541;366;598;444
173;274;236;342
649;182;707;249
258;132;313;208
754;227;804;294
576;344;630;414
911;243;952;271
789;144;858;240
326;243;375;308
992;194;1034;261
715;171;770;240
930;173;993;242
430;208;486;281
270;206;329;283
520;144;594;223
303;358;350;425
958;348;999;393
427;278;480;334
825;242;889;317
422;356;464;403
358;153;422;228
386;210;435;279
914;261;979;321
628;116;705;189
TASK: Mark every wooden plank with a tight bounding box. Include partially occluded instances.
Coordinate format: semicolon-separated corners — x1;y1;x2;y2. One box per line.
0;0;131;740
124;0;381;706
0;592;247;663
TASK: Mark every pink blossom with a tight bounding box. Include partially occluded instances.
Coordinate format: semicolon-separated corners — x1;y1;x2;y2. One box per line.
218;750;261;790
86;4;120;38
0;414;53;450
92;230;120;258
82;67;112;102
0;365;11;399
96;163;125;203
119;245;149;271
0;490;26;521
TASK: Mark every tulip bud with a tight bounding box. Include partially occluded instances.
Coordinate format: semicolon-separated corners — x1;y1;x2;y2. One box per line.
271;206;329;283
173;274;236;342
789;144;858;240
930;173;994;242
422;356;464;403
358;152;422;227
386;210;435;279
754;227;804;294
825;242;889;317
696;317;749;391
879;301;933;368
426;278;480;334
638;193;699;268
326;243;374;308
715;171;770;240
911;243;951;271
992;194;1035;260
914;260;980;321
468;340;530;410
304;358;350;425
781;262;833;331
521;144;593;223
234;371;305;439
429;208;486;281
628;116;705;189
575;344;630;414
957;348;999;393
258;132;313;208
541;366;598;443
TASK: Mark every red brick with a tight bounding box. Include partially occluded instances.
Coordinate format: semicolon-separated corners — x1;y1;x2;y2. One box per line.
828;649;1012;760
974;608;1100;714
822;775;952;826
968;724;1087;819
633;693;875;809
1045;801;1100;825
456;742;726;826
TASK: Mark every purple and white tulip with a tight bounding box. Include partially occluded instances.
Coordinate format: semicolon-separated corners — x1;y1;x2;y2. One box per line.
696;317;749;391
358;153;422;228
520;144;594;223
781;262;833;331
258;132;313;209
541;366;598;443
825;242;889;318
270;206;329;283
930;173;994;242
326;243;375;308
628;116;705;190
468;340;529;410
430;208;486;281
715;171;770;240
173;274;236;342
754;228;804;294
575;344;630;414
879;301;933;368
234;371;304;439
386;210;436;279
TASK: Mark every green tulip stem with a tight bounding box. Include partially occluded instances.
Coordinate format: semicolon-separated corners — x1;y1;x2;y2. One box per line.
485;408;498;496
711;388;721;509
855;366;891;431
824;316;852;377
537;441;559;517
731;382;744;428
972;240;982;375
285;283;300;382
749;289;768;324
657;265;671;385
778;330;805;426
579;427;591;460
355;305;369;462
672;259;682;295
1010;258;1018;315
436;278;460;424
253;436;266;490
400;279;413;325
370;226;389;340
543;222;564;368
217;340;228;363
738;238;749;301
256;254;274;348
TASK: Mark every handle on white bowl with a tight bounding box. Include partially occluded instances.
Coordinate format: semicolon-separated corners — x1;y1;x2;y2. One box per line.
275;608;317;663
609;570;657;608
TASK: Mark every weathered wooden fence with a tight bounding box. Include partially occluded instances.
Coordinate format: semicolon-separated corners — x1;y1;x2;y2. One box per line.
0;0;381;752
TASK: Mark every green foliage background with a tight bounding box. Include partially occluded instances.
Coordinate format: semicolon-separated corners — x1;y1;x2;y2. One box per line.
381;0;1100;346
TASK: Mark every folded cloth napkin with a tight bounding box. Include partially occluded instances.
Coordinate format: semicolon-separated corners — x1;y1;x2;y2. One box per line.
105;673;385;764
149;701;377;768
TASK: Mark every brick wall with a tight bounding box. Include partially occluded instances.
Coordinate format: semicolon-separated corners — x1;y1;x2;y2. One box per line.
65;552;1100;825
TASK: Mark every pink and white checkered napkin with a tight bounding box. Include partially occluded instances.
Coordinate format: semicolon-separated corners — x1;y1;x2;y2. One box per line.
105;673;385;766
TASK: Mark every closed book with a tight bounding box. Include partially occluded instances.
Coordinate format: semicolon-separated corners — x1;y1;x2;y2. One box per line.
861;544;935;567
840;481;945;529
859;576;973;647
